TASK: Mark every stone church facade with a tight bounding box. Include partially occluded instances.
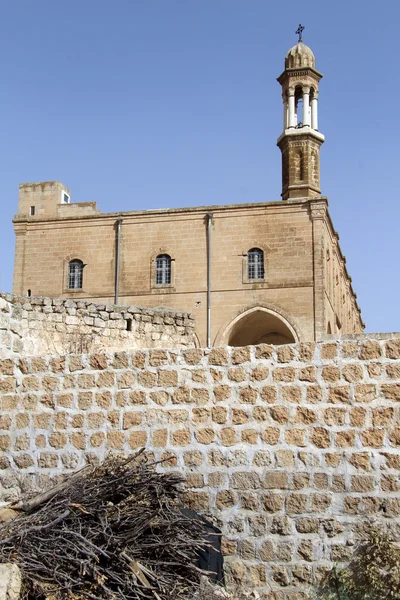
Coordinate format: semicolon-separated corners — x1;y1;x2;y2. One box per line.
12;39;363;348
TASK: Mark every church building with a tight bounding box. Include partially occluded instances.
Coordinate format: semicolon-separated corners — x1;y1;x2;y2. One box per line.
12;34;364;347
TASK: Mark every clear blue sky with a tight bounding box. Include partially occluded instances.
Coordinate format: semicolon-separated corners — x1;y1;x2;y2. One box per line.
0;0;398;333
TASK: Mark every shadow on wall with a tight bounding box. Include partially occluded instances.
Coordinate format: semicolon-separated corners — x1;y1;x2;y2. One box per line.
228;308;296;346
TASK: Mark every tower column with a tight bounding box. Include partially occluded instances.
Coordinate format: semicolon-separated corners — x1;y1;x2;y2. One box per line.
311;92;318;130
287;88;295;128
283;97;288;129
303;86;311;126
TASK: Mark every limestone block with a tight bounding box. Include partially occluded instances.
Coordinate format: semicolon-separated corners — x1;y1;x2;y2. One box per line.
0;564;21;600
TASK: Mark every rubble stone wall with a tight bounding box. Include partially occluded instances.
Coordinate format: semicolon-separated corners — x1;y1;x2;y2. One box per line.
0;294;195;357
1;336;400;598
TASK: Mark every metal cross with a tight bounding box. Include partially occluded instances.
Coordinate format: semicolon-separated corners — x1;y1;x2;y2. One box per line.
295;24;305;42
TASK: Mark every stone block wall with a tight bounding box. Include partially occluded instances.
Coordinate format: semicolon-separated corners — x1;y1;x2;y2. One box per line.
2;336;400;598
0;294;195;356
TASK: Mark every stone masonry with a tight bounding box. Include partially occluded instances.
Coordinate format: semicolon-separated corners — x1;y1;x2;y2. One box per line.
2;335;400;598
0;294;195;358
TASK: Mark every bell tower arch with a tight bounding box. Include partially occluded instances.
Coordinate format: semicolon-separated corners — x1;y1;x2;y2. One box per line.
277;25;325;200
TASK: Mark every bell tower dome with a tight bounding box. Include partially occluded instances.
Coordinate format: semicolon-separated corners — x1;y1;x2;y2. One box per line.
277;25;325;200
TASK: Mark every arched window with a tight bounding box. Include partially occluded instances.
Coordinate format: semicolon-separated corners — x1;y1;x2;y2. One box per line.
248;248;264;280
155;254;171;285
68;260;84;289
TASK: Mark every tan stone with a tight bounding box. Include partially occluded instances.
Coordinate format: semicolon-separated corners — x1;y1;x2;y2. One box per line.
228;367;247;382
239;386;258;404
285;428;306;446
213;385;231;402
212;406;227;424
386;340;400;359
112;352;129;369
253;405;269;421
168;409;189;423
276;449;295;467
191;407;209;423
96;372;115;388
149;349;168;366
89;353;108;370
251;365;269;381
182;491;209;510
298;366;317;382
232;408;248;424
183;349;203;365
216;490;237;508
150;391;169;405
277;346;295;363
373;407;394;426
241;429;258;444
264;471;288;489
231;347;250;364
191;388;209;405
329;386;350;404
321;343;337;359
322;366;340;382
195;428;215;445
307;385;323;403
324;407;346;426
260;385;277;403
158;369;178;387
137;371;157;388
131;352;146;369
361;429;385;448
261;427;280;445
129;391;147;405
180;450;203;469
355;383;377;403
295;407;316;424
95;391;112;408
351;475;374;492
107;431;125;449
382;384;400;401
311;427;330;448
78;392;93;409
128;430;147;448
342;341;358;358
208;348;228;366
273;367;295;382
255;344;273;359
172;387;191;404
282;386;302;403
220;427;237;446
90;432;105;447
386;364;400;379
359;340;382;360
342;363;364;383
191;369;207;383
171;428;191;446
49;432;67;449
123;412;142;429
336;430;355;447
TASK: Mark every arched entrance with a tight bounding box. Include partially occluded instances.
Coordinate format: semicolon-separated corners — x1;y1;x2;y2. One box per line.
223;307;297;347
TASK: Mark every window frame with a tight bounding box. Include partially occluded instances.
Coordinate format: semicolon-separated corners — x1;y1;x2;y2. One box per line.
68;259;84;290
151;252;175;290
247;248;265;281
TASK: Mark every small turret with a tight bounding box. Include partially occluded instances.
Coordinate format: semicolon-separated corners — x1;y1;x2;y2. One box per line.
277;25;324;200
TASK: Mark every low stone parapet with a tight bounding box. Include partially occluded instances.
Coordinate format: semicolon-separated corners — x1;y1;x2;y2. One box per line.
0;293;195;356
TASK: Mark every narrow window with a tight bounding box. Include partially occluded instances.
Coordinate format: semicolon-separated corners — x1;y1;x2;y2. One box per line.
30;206;35;216
155;254;171;285
68;259;84;289
248;248;264;280
62;192;70;204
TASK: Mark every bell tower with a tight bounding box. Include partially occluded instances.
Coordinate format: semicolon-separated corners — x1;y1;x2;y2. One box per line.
277;26;325;200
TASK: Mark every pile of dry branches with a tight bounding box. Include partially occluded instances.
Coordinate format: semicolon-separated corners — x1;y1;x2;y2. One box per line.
0;453;209;600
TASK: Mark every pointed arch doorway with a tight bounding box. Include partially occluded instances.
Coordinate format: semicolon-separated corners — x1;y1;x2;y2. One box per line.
220;307;298;347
